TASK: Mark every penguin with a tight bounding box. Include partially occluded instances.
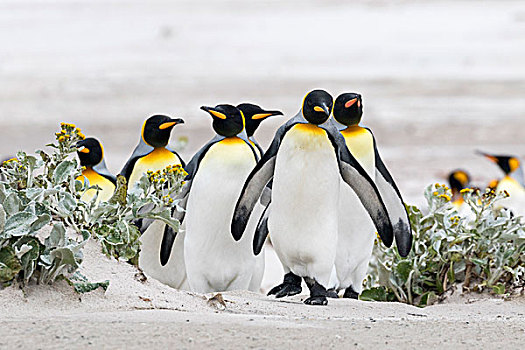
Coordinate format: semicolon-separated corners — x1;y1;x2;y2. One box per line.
232;89;411;305
331;92;412;299
120;114;185;188
236;103;283;157
448;169;471;208
170;104;262;293
478;151;525;214
76;137;116;203
120;114;185;289
236;103;282;291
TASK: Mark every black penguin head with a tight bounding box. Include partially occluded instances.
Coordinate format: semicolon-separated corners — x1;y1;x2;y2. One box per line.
236;103;283;137
77;137;104;167
448;169;470;194
201;104;245;137
142;114;184;148
333;93;363;126
477;151;521;175
302;89;333;125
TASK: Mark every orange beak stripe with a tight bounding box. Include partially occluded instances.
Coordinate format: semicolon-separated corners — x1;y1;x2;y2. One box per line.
313;106;325;112
78;147;90;154
209;110;227;120
159;121;177;130
252;113;273;120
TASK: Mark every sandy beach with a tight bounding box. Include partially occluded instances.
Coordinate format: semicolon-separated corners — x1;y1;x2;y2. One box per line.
1;0;525;348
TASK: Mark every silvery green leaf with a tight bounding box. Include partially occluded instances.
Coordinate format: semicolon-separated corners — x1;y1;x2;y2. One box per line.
3;193;20;215
25;188;44;201
58;192;76;215
46;223;66;248
52;160;76;184
0;204;5;232
43;188;60;198
4;212;38;237
30;213;51;233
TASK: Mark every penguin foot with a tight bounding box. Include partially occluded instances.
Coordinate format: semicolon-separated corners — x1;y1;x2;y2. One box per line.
268;283;302;298
326;288;339;298
304;296;328;305
267;272;302;298
343;286;359;299
304;277;328;306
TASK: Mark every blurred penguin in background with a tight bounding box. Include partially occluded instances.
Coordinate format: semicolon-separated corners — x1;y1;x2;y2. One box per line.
448;169;471;208
478;151;525;214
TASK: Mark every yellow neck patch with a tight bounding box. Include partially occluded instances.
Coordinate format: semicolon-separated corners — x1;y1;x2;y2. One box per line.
77;168;115;203
341;126;375;177
293;123;326;135
128;148;181;187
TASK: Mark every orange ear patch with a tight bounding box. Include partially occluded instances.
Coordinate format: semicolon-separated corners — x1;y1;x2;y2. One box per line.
345;98;357;108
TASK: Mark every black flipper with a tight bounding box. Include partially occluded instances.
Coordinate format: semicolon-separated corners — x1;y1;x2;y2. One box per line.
232;116;304;241
253;200;271;255
366;128;413;256
160;223;176;266
321;121;394;247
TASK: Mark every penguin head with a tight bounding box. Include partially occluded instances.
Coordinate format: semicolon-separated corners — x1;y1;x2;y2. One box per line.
236;103;283;137
142;115;184;148
201;104;245;137
448;169;470;194
301;89;333;125
477;151;521;175
333;93;363;126
77;137;104;167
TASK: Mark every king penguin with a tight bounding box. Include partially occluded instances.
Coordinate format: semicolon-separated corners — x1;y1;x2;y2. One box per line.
478;151;525;214
76;137;116;203
232;89;410;305
120;114;187;290
237;103;283;157
448;169;471;208
174;104;262;293
331;92;412;299
120;114;185;188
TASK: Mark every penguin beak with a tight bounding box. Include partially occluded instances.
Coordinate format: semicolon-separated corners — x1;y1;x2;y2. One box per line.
201;106;227;120
314;103;331;116
476;150;497;163
251;110;283;120
78;146;90;154
159;118;184;130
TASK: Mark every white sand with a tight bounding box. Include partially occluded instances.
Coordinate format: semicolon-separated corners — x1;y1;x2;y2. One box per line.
1;239;524;349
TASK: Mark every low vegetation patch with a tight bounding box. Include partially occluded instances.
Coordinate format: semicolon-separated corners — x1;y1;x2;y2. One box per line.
0;123;185;290
362;184;525;306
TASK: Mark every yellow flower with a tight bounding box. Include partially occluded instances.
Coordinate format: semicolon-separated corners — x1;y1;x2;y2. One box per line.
58;136;65;142
433;191;439;196
460;188;472;193
439;194;451;201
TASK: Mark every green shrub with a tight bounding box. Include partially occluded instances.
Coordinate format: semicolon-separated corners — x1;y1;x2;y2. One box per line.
362;184;525;306
0;123;186;289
